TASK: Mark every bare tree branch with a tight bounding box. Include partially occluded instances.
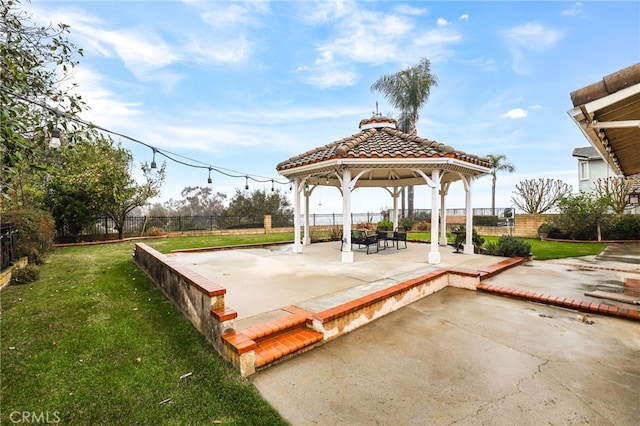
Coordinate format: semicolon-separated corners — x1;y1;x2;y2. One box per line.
510;179;572;213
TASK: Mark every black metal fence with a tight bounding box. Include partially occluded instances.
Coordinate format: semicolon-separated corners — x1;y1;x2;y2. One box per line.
1;222;18;271
54;208;512;240
56;215;287;239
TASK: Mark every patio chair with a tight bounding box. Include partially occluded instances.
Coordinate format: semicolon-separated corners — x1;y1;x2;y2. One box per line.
341;230;379;254
392;228;407;249
376;229;393;250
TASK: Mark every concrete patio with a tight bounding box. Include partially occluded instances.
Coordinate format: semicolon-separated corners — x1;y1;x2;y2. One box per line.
170;240;507;329
167;241;640;425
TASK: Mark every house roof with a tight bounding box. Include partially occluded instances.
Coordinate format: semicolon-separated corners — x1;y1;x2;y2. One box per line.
572;146;601;160
276;116;491;187
568;63;640;177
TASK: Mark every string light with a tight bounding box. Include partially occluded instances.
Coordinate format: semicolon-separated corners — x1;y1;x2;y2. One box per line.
1;87;290;190
207;167;212;184
150;148;157;169
49;127;61;149
49;110;61;148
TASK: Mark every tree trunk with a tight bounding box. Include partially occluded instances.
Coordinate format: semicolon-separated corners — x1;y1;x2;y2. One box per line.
491;174;497;216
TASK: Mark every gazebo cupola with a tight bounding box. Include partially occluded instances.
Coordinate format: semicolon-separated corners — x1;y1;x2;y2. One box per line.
358;115;397;130
277;115;491;264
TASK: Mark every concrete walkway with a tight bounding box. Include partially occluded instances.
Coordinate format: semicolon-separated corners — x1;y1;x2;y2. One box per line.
172;241;640;425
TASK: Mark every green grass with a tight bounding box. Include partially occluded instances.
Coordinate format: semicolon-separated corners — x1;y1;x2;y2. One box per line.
146;232;294;253
407;232;606;260
1;239;289;425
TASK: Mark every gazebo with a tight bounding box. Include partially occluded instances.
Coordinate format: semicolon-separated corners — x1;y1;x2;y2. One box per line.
276;115;492;264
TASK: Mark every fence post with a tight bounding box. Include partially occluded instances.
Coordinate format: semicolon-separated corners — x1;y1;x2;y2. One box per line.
264;215;272;233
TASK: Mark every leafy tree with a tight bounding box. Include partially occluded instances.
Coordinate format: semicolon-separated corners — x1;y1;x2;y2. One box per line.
224;189;292;227
175;186;226;216
1;0;87;207
486;154;515;216
552;192;613;241
45;136;166;239
371;57;438;216
592;176;634;215
510;178;572;214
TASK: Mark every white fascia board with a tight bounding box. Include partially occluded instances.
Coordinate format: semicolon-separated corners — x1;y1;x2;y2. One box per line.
581;83;640;115
587;120;640;129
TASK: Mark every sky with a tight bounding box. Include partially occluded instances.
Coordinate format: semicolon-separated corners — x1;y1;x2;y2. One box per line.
23;0;640;214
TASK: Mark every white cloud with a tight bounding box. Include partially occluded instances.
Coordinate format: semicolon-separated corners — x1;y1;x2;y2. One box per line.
561;2;583;16
63;67;142;125
503;22;563;51
463;56;498;72
297;0;353;24
437;18;449;27
502;108;528;119
459;14;470;21
186;33;251;64
303;68;359;88
298;4;463;88
503;22;563;74
394;5;428;16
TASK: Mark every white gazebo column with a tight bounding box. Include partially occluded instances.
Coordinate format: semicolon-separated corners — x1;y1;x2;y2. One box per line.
303;186;311;245
428;169;441;264
439;185;448;246
292;179;303;254
341;168;354;263
385;186;402;229
463;176;474;255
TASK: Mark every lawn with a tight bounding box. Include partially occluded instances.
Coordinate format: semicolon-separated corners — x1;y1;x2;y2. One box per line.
1;231;605;424
407;232;606;260
1;237;290;425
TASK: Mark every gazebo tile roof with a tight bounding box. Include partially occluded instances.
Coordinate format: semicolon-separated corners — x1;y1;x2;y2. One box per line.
277;126;490;171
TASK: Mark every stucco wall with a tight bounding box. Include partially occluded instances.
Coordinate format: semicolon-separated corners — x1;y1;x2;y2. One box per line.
133;243;233;353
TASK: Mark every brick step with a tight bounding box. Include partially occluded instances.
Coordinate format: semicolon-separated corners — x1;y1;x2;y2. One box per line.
254;326;323;368
221;310;323;371
625;278;640;298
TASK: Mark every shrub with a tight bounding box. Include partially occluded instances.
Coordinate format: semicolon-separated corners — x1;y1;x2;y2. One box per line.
145;226;165;237
604;214;640;240
356;222;376;230
377;220;393;231
473;215;499;226
328;226;342;241
3;209;55;265
451;226;485;252
399;216;415;231
537;223;553;236
10;265;40;285
415;221;431;231
484;235;532;257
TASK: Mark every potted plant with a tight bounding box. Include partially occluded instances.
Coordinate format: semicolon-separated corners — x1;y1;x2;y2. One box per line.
537;223;552;240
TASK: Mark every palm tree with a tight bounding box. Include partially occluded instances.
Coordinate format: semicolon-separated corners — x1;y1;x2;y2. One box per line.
371;58;438;216
486;154;516;216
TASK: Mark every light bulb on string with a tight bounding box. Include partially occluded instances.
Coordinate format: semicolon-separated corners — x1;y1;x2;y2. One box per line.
207;167;212;184
245;176;249;191
151;148;157;169
49;127;61;149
